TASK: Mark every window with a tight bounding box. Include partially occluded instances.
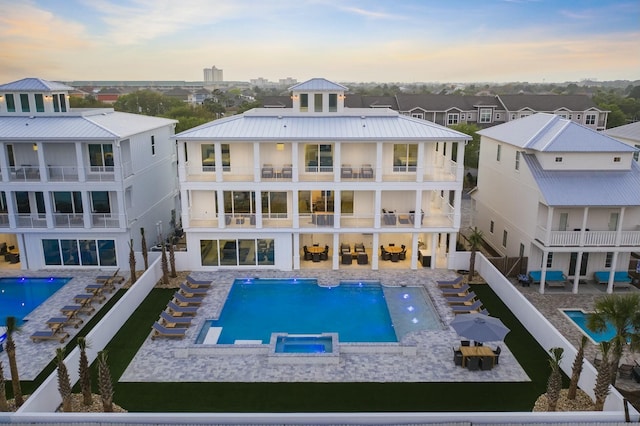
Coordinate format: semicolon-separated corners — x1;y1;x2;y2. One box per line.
200;238;274;266
53;192;83;214
605;252;613;268
88;144;114;172
52;94;67;112
496;144;501;161
585;114;596;125
223;191;255;215
300;94;308;112
314;93;322;112
555;157;563;163
6;144;15;167
393;144;418;172
546;252;553;268
515;151;520;170
502;230;508;247
201;144;215;171
447;113;459;125
261;191;287;218
20;94;30;112
151;135;156;156
634;145;640;161
35;94;44;112
5;94;15;112
328;94;337;112
490;220;494;233
340;190;354;215
613;157;621;162
479;108;492;123
91;191;110;213
495;114;500;120
42;238;116;266
305;144;333;172
411;112;424;119
559;212;568;231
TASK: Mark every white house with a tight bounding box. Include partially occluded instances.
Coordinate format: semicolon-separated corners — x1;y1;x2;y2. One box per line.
472;113;640;293
174;78;470;271
0;78;179;270
605;121;640;161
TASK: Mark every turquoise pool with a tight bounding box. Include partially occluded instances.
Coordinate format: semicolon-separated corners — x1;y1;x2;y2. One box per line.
563;309;617;343
0;277;71;326
196;278;441;344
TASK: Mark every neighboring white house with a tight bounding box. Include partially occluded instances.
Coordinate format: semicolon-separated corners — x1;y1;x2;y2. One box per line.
174;78;470;271
605;121;640;161
472;113;640;294
0;78;179;270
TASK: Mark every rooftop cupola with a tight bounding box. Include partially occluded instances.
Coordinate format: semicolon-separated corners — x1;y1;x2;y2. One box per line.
288;78;348;114
0;77;75;115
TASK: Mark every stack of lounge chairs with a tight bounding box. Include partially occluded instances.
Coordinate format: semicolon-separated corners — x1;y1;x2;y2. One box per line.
436;276;488;315
30;269;124;343
151;274;211;340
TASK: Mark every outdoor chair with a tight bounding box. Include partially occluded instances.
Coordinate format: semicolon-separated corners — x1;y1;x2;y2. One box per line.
186;275;212;288
440;283;471;295
312;252;320;262
151;322;187;340
261;164;274;178
354;243;365;252
320;245;329;261
341;164;353;179
173;292;204;306
474;341;484;347
341;253;353;265
460;340;471;346
467;356;481;371
391;252;400;262
453;347;463;366
303;246;313;261
281;164;293;178
480;356;494;370
445;292;477;305
30;329;69;343
166;301;198;316
493;345;502;364
357;252;368;265
360;164;373;179
159;311;192;328
179;282;208;297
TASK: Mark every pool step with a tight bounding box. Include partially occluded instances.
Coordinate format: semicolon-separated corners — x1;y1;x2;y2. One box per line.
203;327;222;344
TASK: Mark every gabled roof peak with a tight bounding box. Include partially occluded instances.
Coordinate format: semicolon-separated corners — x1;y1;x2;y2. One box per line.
0;77;75;92
288;78;348;92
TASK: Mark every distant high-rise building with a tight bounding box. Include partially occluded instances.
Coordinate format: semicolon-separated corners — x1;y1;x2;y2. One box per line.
203;66;223;83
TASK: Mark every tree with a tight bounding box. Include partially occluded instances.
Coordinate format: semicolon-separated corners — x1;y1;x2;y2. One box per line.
545;347;564;411
4;317;23;407
140;228;148;270
128;239;137;285
56;347;72;412
450;123;481;170
113;90;182;116
586;293;640;385
0;361;8;411
77;337;92;406
567;335;587;400
97;351;113;412
467;227;484;279
593;341;612;411
161;243;169;286
169;242;177;278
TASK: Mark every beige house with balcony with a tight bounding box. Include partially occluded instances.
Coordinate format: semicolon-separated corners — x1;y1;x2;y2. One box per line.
472;113;640;293
175;78;470;271
0;77;178;270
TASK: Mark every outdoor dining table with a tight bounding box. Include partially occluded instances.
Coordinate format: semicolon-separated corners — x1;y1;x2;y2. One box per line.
459;345;496;368
385;245;402;253
307;246;325;254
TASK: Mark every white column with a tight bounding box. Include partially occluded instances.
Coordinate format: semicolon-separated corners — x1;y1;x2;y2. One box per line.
375;141;383;183
372;233;380;270
539;251;549;294
431;233;438;270
254;190;262;228
332;233;340;270
253;142;260;182
292;232;300;270
607;251;619;294
572;252;583;294
217;190;226;228
75;142;86;182
214;144;223;182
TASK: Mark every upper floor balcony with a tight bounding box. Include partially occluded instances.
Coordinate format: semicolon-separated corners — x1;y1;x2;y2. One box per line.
535;226;640;247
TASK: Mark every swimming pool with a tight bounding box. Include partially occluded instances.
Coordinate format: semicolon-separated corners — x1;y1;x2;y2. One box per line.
562;309;617;343
196;278;441;345
0;277;71;326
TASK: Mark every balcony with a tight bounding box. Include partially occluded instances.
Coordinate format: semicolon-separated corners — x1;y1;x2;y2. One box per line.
535;227;640;247
53;213;85;228
10;166;41;182
15;214;47;228
91;213;123;228
47;165;79;182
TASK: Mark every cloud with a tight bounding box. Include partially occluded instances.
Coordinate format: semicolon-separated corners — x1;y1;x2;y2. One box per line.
338;5;405;20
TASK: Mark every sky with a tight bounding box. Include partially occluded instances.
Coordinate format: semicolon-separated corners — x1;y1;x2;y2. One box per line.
0;0;638;84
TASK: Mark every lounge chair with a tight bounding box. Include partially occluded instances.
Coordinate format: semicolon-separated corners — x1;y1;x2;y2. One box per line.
96;268;125;285
436;276;464;287
527;270;567;287
179;282;208;296
445;292;478;305
151;322;187;340
30;329;69;343
452;300;484;314
186;275;212;288
159;311;192;327
173;292;204;306
594;271;632;288
84;284;107;302
46;316;81;329
440;283;471;295
166;301;199;316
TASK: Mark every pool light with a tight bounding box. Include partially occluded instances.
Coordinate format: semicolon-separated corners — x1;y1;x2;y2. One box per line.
403;293;410;299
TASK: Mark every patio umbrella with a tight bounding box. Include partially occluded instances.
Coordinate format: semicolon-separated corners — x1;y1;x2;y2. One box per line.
450;313;510;343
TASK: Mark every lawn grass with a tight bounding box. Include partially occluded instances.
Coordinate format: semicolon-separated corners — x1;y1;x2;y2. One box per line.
7;281;564;412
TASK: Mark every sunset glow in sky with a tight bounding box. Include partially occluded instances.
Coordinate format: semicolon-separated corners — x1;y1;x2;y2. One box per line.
0;0;638;83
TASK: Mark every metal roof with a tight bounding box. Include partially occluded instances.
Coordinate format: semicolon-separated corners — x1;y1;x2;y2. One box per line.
497;94;600;111
605;121;640;143
396;94;498;112
477;113;635;152
523;153;640;206
288;78;349;92
174;108;471;141
0;111;176;140
0;77;75;92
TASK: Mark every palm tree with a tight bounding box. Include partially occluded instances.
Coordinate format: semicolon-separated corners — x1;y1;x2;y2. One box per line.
128;239;137;285
567;335;588;400
0;361;8;411
594;341;612;411
545;347;564;411
161;243;169;286
77;337;93;406
4;317;23;407
56;347;72;412
97;351;113;412
169;242;177;278
586;293;640;385
467;227;484;280
140;227;149;270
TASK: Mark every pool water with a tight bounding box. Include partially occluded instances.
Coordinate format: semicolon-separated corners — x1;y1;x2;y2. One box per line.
0;277;71;326
275;335;333;353
197;278;440;345
563;309;617;343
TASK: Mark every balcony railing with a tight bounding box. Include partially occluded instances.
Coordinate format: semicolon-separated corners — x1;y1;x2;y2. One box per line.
10;166;41;181
535;227;640;247
47;166;79;182
91;213;122;228
15;214;47;228
53;213;85;228
0;213;9;228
